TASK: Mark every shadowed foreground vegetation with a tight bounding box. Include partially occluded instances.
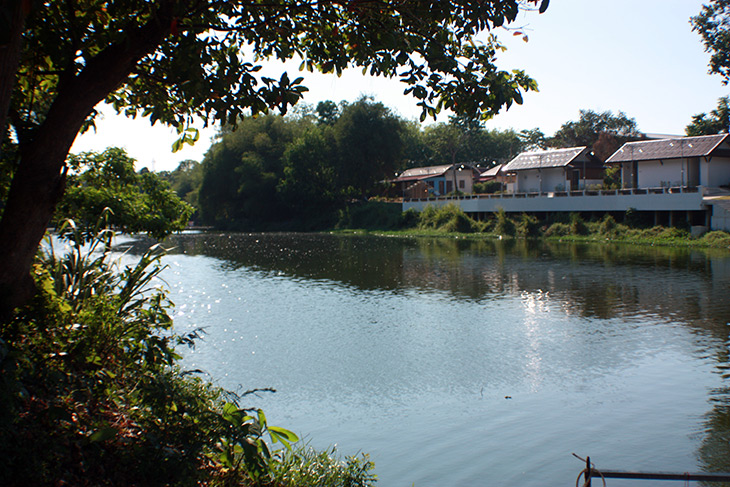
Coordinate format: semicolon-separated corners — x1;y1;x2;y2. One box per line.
0;222;375;487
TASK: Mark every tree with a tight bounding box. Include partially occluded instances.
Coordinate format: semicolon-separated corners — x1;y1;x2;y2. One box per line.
159;159;204;210
549;109;640;160
0;0;547;317
692;0;730;84
333;97;405;196
197;114;300;229
58;148;193;241
518;128;547;151
686;96;730;135
315;100;340;126
277;129;338;223
424;118;522;168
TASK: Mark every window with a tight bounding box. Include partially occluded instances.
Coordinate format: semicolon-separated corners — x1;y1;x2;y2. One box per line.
459;180;465;189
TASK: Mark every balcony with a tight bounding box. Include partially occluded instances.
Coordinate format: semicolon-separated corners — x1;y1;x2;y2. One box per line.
403;186;707;214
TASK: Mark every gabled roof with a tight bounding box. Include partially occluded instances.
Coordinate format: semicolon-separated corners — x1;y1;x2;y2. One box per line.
481;164;505;178
504;147;588;171
393;164;479;182
395;164;472;182
606;134;729;163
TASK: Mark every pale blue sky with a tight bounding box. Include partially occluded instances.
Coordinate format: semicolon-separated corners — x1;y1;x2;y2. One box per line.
72;0;728;171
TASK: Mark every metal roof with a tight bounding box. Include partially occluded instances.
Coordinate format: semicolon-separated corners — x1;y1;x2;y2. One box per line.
395;164;461;182
504;147;588;171
606;134;729;163
481;164;505;177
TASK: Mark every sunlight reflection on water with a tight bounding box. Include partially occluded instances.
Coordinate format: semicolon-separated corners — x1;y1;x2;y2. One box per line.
115;233;730;486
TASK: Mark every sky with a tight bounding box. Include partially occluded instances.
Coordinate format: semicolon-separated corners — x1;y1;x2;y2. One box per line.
70;0;729;172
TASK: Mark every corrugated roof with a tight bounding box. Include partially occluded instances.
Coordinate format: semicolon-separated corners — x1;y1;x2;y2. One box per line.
395;164;453;182
504;147;587;171
481;164;505;177
606;134;728;163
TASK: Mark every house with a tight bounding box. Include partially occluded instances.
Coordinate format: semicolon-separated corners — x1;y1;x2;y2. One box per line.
503;146;604;194
393;164;480;198
476;164;513;192
605;134;730;189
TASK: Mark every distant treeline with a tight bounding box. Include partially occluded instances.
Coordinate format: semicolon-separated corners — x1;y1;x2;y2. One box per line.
159;98;533;230
158;99;645;230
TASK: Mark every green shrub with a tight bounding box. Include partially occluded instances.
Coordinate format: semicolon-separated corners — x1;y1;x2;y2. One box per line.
441;211;477;233
544;222;570;237
337;201;403;230
624;207;654;228
516;213;540;238
418;203;477;233
400;208;420;228
701;230;730;247
598;214;617;235
473;181;502;194
494;208;516;237
270;445;376;487
570;213;588;236
638;226;691;242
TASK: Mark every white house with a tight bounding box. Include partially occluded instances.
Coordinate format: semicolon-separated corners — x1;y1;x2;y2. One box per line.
605;134;730;189
503;146;604;194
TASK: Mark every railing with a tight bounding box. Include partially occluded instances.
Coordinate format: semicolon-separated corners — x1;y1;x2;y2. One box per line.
576;456;730;486
405;186;701;203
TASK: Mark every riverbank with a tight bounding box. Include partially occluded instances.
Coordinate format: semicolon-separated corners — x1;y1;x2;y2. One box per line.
334;203;730;249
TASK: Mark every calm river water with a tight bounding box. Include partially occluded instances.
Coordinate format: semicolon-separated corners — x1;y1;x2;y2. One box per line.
120;233;730;486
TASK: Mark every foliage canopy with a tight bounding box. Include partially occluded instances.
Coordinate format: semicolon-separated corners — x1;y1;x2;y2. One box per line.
58;148;194;241
0;0;548;316
549;109;640;160
693;0;730;84
686;96;730;135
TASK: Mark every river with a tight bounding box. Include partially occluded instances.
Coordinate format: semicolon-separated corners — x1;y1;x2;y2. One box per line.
119;233;730;486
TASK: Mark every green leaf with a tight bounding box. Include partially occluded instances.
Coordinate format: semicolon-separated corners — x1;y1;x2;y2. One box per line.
89;426;116;443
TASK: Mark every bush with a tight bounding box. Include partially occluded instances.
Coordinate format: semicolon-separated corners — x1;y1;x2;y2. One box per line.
441;211;477;233
544;222;571;237
516;213;540;238
271;445;376;487
418;203;477;233
701;230;730;247
337;201;403;230
473;181;502;194
494;208;516;237
400;208;420;228
624;207;654;228
638;226;690;241
598;214;617;236
570;213;588;236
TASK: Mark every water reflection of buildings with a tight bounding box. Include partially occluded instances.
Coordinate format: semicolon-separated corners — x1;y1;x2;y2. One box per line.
400;238;730;476
400;239;730;336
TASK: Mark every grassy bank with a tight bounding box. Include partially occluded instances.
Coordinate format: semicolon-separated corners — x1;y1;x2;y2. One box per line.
335;202;730;249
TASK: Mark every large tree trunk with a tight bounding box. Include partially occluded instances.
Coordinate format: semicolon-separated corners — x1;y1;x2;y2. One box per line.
0;0;27;134
0;3;173;320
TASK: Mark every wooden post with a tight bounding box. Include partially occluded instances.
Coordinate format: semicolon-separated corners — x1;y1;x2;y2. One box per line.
586;456;591;487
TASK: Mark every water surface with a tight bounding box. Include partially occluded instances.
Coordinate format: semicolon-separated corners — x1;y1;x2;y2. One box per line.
121;233;730;486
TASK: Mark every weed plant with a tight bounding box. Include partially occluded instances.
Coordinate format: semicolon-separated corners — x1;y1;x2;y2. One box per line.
418;204;481;233
393;205;730;249
494;208;515;237
270;446;376;487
